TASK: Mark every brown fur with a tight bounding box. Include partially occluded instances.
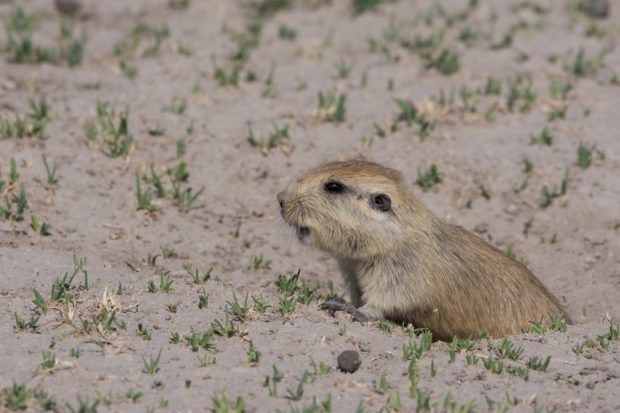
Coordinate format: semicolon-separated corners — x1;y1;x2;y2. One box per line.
277;160;569;341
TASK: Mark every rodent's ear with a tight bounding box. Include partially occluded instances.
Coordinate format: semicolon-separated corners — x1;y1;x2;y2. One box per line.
370;193;391;212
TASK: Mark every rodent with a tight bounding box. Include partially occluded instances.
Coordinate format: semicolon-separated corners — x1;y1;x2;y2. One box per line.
277;159;570;341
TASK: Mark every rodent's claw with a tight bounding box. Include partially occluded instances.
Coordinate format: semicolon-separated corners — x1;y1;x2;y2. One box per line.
320;299;357;316
353;304;383;323
320;300;378;324
352;310;371;323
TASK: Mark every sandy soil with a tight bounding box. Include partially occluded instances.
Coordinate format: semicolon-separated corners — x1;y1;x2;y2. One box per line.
1;0;619;412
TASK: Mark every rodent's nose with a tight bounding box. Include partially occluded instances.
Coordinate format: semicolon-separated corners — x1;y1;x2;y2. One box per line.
277;190;287;212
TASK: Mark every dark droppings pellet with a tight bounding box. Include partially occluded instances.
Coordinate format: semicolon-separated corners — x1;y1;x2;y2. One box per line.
337;350;361;373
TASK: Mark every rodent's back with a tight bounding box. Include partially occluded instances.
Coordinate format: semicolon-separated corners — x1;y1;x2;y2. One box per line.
418;223;567;339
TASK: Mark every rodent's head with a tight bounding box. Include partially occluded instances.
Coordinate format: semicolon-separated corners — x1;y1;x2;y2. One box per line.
277;160;426;259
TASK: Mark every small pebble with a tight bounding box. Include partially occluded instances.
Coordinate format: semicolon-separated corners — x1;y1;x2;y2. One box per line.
358;340;371;353
504;203;520;216
54;0;82;16
474;222;489;234
581;0;610;18
337;350;361;373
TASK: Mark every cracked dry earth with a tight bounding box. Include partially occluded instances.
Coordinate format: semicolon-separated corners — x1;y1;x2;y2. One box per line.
0;0;619;412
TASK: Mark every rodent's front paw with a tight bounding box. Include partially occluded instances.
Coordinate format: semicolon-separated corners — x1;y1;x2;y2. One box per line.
352;310;372;323
353;305;383;324
320;300;384;324
320;299;357;316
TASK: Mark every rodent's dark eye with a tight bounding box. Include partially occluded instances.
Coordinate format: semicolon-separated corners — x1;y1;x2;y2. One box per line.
324;181;345;193
370;193;391;212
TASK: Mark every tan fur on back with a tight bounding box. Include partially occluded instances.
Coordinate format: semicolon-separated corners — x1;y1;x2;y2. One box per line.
278;160;569;341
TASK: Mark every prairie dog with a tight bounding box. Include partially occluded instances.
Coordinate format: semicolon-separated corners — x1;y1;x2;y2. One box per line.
277;160;569;340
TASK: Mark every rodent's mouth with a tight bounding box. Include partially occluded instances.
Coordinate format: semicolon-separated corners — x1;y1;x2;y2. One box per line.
278;197;310;243
285;219;310;243
296;226;310;242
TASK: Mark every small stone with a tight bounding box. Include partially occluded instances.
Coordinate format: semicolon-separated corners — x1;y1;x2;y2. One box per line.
337;350;361;373
504;203;519;216
474;223;489;234
54;0;82;16
358;340;371;353
1;80;17;91
581;0;610;18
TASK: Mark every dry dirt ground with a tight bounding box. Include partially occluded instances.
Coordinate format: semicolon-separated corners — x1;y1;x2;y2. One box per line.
1;0;619;412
